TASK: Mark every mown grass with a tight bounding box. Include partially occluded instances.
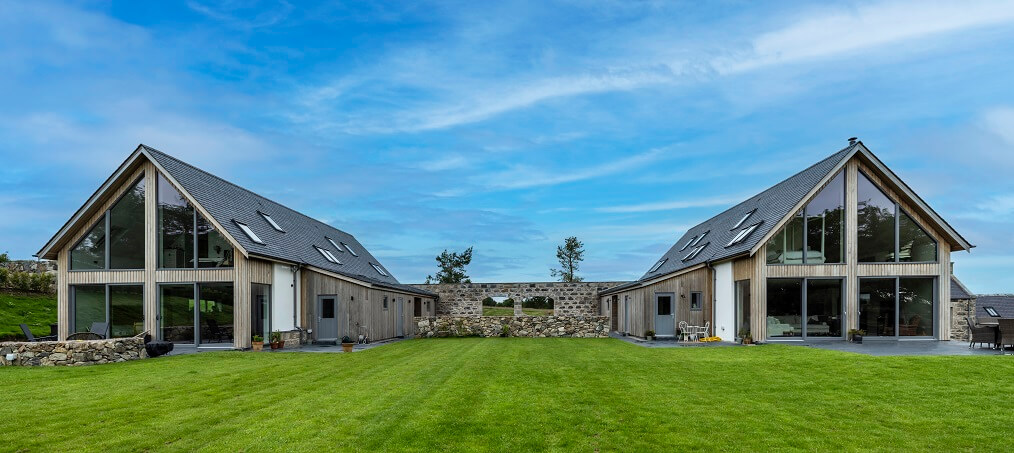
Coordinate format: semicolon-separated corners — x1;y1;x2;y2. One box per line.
482;306;553;316
1;338;1012;452
0;290;56;340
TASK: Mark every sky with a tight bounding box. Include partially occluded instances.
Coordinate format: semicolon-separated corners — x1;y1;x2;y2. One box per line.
1;0;1013;293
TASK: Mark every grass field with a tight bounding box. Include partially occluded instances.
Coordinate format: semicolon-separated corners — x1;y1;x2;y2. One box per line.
2;338;1013;451
0;290;56;340
482;306;553;316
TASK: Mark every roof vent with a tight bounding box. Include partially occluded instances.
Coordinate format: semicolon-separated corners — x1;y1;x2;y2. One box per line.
848;137;858;145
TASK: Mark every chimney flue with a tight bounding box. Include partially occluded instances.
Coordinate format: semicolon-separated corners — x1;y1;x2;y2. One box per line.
848;137;858;145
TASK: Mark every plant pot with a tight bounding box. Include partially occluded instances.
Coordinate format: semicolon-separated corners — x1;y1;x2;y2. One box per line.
742;338;752;345
341;342;354;352
252;342;263;352
270;341;280;350
853;335;863;344
646;335;654;341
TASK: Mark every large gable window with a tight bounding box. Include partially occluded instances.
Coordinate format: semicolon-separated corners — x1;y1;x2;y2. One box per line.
158;173;233;268
70;177;145;270
767;171;844;264
857;171;937;263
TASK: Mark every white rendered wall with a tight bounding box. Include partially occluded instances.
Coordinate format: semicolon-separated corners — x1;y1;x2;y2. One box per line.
272;264;300;331
713;262;735;341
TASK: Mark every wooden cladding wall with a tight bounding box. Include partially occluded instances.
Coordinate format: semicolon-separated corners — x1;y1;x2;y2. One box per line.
606;267;713;338
301;269;433;342
248;259;273;284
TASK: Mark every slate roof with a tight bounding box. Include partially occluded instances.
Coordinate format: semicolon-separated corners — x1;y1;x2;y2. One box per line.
976;295;1014;318
143;145;434;297
951;276;974;300
603;143;855;294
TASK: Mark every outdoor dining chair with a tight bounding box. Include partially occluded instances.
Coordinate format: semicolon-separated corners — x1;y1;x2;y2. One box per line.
89;322;109;339
998;319;1014;355
678;321;690;342
967;317;995;349
20;324;56;342
697;322;711;340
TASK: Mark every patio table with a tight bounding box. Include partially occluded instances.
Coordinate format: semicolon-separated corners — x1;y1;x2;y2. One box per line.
979;321;1000;349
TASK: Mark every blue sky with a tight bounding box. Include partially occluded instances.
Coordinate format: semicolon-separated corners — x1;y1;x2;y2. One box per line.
2;1;1013;292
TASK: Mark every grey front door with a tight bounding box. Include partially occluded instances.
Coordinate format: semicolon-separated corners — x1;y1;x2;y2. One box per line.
654;293;675;337
623;296;629;334
317;296;338;341
396;297;404;337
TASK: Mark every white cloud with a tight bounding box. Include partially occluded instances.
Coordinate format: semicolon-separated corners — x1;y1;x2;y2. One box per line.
479;146;668;190
596;194;748;213
982;107;1014;145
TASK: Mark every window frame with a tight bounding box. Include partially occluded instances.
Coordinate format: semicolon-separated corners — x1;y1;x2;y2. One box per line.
727;222;762;247
857;276;937;338
765;277;846;341
648;258;668;273
234;220;265;245
731;210;755;230
683;243;707;262
371;262;388;276
259;212;284;232
767;170;846;265
342;242;358;257
70;176;146;272
383;295;389;310
690;291;703;311
984;306;1000;318
326;237;344;253
70;283;145;338
857;170;938;264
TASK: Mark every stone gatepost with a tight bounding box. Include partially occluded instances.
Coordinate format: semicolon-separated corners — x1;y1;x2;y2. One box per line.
514;294;523;317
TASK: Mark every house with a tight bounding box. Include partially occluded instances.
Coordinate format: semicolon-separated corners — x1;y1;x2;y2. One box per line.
600;140;973;342
35;145;435;349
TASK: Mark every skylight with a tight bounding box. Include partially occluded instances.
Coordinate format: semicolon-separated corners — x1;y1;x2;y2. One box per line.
732;210;755;230
315;246;341;264
691;231;709;247
683;244;707;261
371;262;388;276
260;212;284;232
342;242;358;257
726;223;761;247
234;221;264;244
326;237;344;252
680;236;697;251
649;258;668;273
984;306;1000;317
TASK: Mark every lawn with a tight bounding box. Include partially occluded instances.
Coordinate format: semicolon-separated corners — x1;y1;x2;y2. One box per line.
0;290;56;340
482;306;553;316
2;339;1013;452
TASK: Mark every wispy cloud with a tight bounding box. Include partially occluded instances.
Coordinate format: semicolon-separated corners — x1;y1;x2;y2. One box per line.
478;146;669;190
982;106;1014;145
596;194;748;213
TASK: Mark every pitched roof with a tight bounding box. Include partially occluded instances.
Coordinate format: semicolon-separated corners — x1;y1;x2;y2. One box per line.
951;276;974;300
976;295;1014;318
633;143;855;283
112;145;431;297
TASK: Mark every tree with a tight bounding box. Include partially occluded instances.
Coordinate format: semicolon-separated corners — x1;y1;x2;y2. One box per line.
550;236;585;282
425;247;473;284
0;250;8;264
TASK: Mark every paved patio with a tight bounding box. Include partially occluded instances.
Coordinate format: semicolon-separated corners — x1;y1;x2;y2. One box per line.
787;340;1003;356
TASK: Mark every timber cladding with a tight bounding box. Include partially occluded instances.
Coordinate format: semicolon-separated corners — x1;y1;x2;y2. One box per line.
608;267;712;338
411;282;627;316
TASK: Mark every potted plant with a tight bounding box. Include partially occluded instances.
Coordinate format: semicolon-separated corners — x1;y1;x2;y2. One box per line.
848;329;866;344
341;335;355;352
270;330;283;350
738;328;752;345
645;330;655;341
252;335;264;352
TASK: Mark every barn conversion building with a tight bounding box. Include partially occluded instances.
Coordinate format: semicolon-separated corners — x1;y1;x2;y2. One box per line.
600;140;973;342
36;145;435;349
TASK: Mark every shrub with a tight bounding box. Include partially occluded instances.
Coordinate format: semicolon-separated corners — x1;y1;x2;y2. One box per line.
0;268;7;287
8;271;30;292
30;273;54;293
522;296;554;310
482;297;496;307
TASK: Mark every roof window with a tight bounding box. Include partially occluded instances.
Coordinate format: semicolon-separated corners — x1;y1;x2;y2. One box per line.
342;242;358;257
732;210;755;230
984;306;1000;317
683;244;707;261
649;258;668;273
371;262;388;276
260;212;284;232
691;231;709;247
726;223;761;247
315;246;341;265
234;221;264;244
326;237;344;253
680;236;697;251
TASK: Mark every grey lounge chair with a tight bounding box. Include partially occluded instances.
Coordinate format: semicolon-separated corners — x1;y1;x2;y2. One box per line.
89;322;109;339
967;317;995;349
998;319;1014;355
20;324;56;342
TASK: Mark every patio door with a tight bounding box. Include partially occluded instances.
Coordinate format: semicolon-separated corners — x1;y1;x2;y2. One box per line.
317;296;338;342
654;293;675;337
396;297;405;337
623;296;630;334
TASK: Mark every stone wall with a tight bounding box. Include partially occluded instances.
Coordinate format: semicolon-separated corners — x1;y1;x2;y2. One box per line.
415;316;609;338
0;338;147;366
3;259;58;273
950;298;976;341
410;281;627;316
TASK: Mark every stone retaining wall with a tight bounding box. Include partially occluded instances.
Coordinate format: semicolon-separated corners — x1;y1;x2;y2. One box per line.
410;281;627;316
0;338;147;366
950;297;976;342
415;316;609;338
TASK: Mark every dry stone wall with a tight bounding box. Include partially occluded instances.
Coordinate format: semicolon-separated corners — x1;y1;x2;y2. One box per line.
950;297;976;341
410;281;627;316
0;338;146;366
415;316;609;338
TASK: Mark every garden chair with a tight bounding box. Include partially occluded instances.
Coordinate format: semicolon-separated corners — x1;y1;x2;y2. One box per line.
205;318;229;343
967;317;995;349
697;322;711;341
20;324;56;342
678;321;689;342
89;322;109;339
998;319;1014;355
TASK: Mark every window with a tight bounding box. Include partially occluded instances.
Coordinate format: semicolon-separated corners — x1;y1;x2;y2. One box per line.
857;172;937;263
732;210;755;230
158;282;234;345
251;283;271;339
767;170;844;264
342;242;358;257
683;244;707;261
727;223;761;247
383;296;389;310
234;221;264;245
690;292;702;311
649;258;667;273
327;237;344;253
71;177;145;270
71;284;144;338
315;246;340;264
260;212;284;232
159;173;233;268
371;262;388;276
984;307;1000;317
859;277;935;337
691;231;709;247
680;236;696;252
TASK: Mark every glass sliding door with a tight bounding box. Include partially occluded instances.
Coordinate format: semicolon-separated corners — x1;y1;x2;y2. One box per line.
766;279;802;337
805;279;842;338
251;283;271;340
72;285;106;333
109;285;144;337
899;278;935;337
198;283;234;345
735;280;751;340
859;278;897;337
160;284;196;344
